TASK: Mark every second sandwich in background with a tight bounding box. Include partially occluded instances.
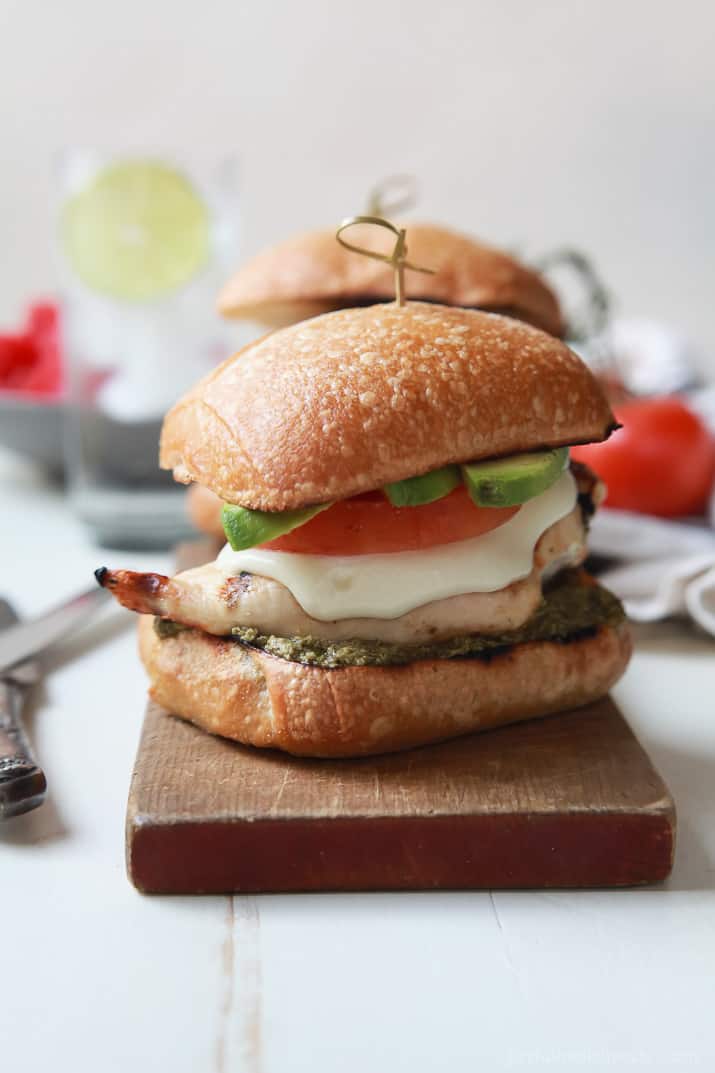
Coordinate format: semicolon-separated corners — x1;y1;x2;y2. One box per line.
190;216;565;540
218;221;563;335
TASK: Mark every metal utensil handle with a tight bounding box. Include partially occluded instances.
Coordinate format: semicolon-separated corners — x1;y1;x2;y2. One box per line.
0;585;109;676
0;679;46;819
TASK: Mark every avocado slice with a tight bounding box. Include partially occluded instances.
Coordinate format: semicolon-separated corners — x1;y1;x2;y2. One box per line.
384;464;461;507
222;501;331;551
462;448;568;508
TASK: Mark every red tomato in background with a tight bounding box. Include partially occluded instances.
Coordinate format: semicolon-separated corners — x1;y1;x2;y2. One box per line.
0;302;63;396
0;335;36;386
571;396;715;517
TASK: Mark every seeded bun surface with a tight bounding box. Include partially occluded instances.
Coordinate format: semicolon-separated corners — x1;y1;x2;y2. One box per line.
217;222;563;336
161;303;615;511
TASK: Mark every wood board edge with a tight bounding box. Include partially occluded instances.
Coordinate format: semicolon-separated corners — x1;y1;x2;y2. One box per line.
126;808;676;895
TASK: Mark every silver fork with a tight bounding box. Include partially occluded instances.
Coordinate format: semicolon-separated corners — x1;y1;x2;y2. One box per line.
0;586;109;819
0;599;46;819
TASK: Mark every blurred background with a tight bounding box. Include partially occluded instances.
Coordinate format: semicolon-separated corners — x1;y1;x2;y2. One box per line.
1;0;715;633
1;0;713;364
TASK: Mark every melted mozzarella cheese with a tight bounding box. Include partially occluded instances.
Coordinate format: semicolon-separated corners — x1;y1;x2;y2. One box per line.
216;470;577;621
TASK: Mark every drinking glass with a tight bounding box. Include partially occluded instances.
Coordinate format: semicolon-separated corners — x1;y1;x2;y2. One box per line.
56;151;239;547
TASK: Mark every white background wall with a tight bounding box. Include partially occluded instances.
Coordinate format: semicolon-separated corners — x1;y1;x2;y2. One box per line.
1;0;713;371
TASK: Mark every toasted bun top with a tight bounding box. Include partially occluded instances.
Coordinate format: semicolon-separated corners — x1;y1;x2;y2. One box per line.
160;303;615;511
217;223;564;337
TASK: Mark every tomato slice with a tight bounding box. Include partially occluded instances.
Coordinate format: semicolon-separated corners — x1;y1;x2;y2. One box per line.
262;486;518;555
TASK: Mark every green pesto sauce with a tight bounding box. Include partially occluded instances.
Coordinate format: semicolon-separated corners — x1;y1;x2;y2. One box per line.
224;570;624;669
153;618;190;639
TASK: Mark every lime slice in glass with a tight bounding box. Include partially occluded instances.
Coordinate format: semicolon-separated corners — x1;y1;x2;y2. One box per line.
60;160;211;301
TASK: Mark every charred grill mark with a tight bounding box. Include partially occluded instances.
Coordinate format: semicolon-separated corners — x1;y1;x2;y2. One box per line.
220;571;252;608
578;492;596;523
94;567;172;614
570;459;599;525
570;459;597;495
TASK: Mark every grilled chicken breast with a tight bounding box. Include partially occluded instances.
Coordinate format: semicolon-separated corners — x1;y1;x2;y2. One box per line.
98;498;590;643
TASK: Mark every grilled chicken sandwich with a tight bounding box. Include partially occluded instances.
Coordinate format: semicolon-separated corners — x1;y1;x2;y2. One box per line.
97;302;630;757
193;223;565;541
218;223;564;336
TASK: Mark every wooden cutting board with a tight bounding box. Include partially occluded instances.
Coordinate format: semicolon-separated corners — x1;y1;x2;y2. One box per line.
127;698;675;894
125;544;675;894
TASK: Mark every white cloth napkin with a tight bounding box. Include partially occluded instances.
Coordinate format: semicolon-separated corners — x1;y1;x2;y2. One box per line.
589;509;715;636
574;317;715;635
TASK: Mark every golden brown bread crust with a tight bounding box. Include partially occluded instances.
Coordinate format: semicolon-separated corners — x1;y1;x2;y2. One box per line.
138;615;632;758
161;303;615;511
186;484;226;539
217;223;564;337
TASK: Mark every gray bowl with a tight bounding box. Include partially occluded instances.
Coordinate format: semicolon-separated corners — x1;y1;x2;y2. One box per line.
0;394;65;475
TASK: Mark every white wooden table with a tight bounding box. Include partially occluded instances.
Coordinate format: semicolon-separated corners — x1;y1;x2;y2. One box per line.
2;449;714;1073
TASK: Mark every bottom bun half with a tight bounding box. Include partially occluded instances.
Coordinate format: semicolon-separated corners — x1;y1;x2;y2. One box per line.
138;615;632;758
